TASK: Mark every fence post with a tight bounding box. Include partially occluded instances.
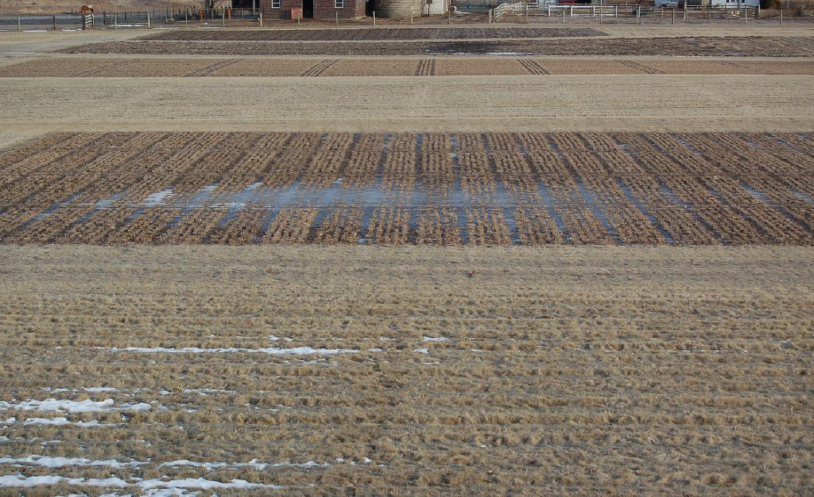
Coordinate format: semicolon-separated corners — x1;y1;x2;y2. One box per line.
615;5;617;17
562;7;565;23
260;12;263;27
636;6;640;23
599;8;603;23
336;11;339;26
524;3;528;22
744;7;748;23
185;10;188;27
53;15;57;30
374;11;376;25
222;9;225;27
570;5;573;18
411;10;413;24
780;9;783;24
113;13;117;29
548;5;550;17
17;16;21;31
708;9;711;22
147;11;151;28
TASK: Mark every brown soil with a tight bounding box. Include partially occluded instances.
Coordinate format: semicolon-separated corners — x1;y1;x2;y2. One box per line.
4;57;814;77
142;27;608;41
58;36;814;56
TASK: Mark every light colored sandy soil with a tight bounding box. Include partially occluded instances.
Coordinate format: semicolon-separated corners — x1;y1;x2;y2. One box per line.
0;245;811;495
1;75;812;132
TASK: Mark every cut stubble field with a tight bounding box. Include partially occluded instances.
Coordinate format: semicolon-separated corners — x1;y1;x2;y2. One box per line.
0;245;812;495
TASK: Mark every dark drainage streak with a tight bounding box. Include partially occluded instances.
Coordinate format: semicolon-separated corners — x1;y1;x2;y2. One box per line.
672;134;701;155
575;181;622;245
166;184;218;230
537;181;568;243
255;208;280;243
743;183;809;228
17;191;85;231
660;184;728;246
616;180;674;245
793;189;814;206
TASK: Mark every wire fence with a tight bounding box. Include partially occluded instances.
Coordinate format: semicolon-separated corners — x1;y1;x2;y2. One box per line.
490;3;814;24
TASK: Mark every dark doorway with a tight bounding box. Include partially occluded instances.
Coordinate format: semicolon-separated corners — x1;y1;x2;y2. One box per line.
232;0;255;8
303;0;314;18
366;0;373;16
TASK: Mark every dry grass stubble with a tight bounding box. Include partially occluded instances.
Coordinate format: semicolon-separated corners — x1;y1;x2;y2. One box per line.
0;245;811;495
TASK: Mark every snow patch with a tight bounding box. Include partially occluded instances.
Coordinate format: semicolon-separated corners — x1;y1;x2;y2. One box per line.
422;337;448;342
414;348;429;354
0;455;143;469
105;347;358;356
141;189;173;207
0;399;150;413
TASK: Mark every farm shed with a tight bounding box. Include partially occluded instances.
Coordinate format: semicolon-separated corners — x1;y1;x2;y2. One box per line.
259;0;449;19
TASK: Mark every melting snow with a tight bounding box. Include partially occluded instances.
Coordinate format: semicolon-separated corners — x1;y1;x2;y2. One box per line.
0;399;150;413
0;474;282;491
422;337;448;342
0;455;143;469
414;348;429;354
105;347;358;355
141;189;173;207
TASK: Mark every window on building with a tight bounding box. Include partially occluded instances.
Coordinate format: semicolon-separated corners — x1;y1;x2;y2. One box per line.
335;0;344;8
272;0;281;7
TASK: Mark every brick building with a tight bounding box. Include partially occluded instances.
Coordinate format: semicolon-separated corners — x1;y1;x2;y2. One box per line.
259;0;366;19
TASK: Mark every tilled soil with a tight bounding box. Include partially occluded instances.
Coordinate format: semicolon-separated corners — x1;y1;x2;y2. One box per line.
1;131;812;246
58;36;814;56
141;27;608;41
6;57;813;77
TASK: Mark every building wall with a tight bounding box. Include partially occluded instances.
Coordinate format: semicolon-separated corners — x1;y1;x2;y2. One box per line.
375;0;423;18
260;0;364;18
314;0;365;19
259;0;303;19
426;0;449;15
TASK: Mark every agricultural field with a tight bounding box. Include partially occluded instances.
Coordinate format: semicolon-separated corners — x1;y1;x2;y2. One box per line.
3;57;814;77
0;22;813;496
144;27;607;41
61;35;814;56
0;245;812;495
0;131;812;246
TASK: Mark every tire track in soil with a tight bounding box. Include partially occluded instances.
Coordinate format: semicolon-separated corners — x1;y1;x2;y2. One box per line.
518;59;549;75
184;59;239;77
301;60;339;77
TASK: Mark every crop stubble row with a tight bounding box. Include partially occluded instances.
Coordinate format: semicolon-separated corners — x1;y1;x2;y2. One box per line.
3;57;813;78
0;245;811;494
0;132;812;246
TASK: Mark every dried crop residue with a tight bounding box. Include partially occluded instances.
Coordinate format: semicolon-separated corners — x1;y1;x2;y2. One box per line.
0;131;812;246
0;245;811;494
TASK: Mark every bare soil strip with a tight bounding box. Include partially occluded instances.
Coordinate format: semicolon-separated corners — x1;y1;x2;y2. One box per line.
59;37;814;56
0;244;811;494
142;27;607;41
3;57;813;77
1;131;812;246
